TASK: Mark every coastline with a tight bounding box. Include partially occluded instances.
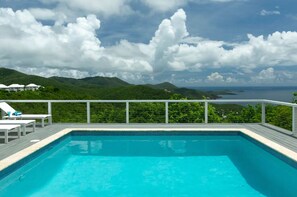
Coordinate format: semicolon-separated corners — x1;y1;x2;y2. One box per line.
187;86;297;102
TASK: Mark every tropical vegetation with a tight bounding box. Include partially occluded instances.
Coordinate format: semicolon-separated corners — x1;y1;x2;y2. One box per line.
0;67;296;131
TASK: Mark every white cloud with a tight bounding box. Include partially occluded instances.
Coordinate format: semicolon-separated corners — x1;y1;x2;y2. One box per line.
28;8;67;25
39;0;133;19
15;66;90;79
259;67;275;79
167;31;297;73
150;9;189;72
281;71;294;79
226;77;238;83
141;0;188;12
260;9;280;16
20;0;247;25
251;67;276;82
141;0;246;12
207;72;224;82
207;72;237;83
1;7;297;84
0;8;152;77
28;8;57;20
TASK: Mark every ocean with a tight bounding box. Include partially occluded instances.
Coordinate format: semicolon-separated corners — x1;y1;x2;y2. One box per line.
191;86;297;102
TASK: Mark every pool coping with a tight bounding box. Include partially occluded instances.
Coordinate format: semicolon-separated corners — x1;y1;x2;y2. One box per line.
0;127;297;172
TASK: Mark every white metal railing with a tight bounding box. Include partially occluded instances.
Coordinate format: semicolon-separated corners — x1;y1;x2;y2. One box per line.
1;99;297;135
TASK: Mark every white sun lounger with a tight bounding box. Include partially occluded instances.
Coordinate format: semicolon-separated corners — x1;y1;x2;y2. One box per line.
0;125;21;143
0;102;52;127
0;120;36;135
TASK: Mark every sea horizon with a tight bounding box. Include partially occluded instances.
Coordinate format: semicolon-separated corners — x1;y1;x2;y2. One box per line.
188;86;297;102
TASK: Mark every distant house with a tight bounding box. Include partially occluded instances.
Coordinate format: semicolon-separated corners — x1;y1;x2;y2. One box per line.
7;84;25;92
26;83;40;91
0;84;8;91
0;83;41;92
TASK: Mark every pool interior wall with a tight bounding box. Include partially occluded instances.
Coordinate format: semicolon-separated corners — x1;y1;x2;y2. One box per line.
0;131;297;197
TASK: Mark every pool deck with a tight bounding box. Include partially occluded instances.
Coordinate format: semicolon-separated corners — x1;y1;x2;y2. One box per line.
0;123;297;162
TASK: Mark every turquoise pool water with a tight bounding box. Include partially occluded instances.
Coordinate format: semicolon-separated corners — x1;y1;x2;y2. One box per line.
0;132;297;196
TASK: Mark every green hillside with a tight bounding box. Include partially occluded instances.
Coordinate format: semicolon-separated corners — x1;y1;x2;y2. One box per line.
0;67;219;99
145;82;177;91
146;82;219;99
50;76;130;88
80;76;130;87
0;67;294;131
0;68;173;99
0;68;66;88
97;85;172;100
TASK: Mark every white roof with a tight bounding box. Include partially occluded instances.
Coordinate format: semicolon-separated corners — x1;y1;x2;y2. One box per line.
26;83;39;87
8;84;25;88
0;84;7;88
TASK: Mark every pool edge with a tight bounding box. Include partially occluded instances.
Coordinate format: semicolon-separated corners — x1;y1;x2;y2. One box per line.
0;128;297;172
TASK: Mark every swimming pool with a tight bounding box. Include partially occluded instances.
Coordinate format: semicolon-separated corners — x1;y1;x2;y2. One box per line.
0;131;297;196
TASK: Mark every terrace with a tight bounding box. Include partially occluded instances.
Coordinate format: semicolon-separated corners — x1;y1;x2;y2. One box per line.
0;99;296;161
0;99;297;196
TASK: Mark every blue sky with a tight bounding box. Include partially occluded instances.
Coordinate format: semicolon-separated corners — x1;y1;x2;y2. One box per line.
0;0;297;86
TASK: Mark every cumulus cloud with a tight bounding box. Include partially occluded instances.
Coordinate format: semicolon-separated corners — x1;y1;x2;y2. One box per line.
281;71;294;79
260;9;280;16
207;72;237;83
1;7;297;85
15;66;90;79
28;8;66;25
226;77;238;83
150;9;188;72
28;8;57;20
207;72;224;82
33;0;247;18
0;8;102;70
250;68;297;84
141;0;188;12
21;0;246;21
166;31;297;73
0;8;154;78
39;0;133;19
141;0;246;12
252;67;276;82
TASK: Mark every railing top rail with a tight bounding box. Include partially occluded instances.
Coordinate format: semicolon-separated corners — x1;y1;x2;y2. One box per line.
1;99;296;106
263;99;297;107
1;99;263;102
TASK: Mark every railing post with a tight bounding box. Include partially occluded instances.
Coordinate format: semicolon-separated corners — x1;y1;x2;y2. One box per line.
48;101;52;115
126;101;129;124
205;101;208;123
165;101;168;124
48;101;52;124
293;106;297;136
87;102;90;124
261;102;266;124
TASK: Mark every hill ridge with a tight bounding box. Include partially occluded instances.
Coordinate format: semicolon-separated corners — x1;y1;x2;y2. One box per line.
0;67;219;99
